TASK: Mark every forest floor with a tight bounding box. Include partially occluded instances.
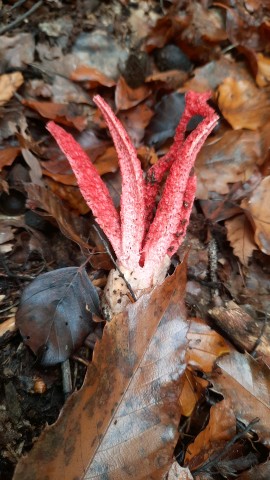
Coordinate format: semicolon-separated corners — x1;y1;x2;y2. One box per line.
0;1;270;479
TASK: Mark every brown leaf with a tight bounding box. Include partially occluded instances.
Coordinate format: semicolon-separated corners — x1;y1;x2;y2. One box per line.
179;318;230;417
119;103;154;146
13;263;189;480
22;99;87;131
217;77;270;130
93;146;119;176
115;75;152;110
196;129;262;199
225;214;257;266
44;177;89;214
255;53;270;87
0;147;21;171
186;317;230;373
25;183;91;253
70;65;116;88
242;176;270;255
185;399;236;470
0;72;24;106
146;70;188;90
179;368;209;417
210;351;270;446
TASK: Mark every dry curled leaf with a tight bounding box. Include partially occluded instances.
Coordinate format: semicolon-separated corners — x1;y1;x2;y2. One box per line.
225;214;257;266
0;72;24;106
13;263;189;480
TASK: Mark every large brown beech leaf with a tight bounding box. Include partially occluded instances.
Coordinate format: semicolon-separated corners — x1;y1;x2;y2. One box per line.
13;263;189;480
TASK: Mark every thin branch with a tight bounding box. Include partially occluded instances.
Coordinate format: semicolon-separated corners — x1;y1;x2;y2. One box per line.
0;0;43;35
193;418;260;475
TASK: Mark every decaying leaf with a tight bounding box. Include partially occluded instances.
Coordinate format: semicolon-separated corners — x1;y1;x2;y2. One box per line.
13;263;189;480
210;351;270;446
225;214;257;266
196;129;262;199
16;267;100;365
25;183;91;251
185;399;236;470
242;176;270;255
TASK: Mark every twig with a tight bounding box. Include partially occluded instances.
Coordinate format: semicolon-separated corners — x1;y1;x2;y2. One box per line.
61;359;73;399
93;225;137;302
193;418;260;475
10;0;28;11
0;0;43;35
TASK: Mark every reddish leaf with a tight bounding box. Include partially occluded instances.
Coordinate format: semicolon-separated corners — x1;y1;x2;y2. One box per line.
70;65;116;88
22;99;87;131
16;267;100;365
0;146;21;170
13;263;189;479
115;75;152;110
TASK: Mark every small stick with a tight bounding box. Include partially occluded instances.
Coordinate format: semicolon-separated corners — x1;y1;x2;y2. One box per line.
0;0;43;35
61;359;73;399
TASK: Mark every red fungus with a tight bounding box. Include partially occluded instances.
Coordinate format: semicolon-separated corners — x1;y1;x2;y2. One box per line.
47;91;218;305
